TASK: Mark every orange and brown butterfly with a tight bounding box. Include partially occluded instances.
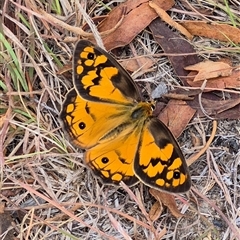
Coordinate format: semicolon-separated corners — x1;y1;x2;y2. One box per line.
60;40;191;193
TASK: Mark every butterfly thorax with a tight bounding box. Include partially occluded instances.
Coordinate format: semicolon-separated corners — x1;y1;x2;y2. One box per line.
131;102;153;120
98;102;153;143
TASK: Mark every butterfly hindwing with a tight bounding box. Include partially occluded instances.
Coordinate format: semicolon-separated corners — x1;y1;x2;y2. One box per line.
134;118;191;193
85;126;143;186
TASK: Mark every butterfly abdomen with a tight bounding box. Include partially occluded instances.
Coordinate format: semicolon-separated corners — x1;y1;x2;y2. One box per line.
99;121;134;142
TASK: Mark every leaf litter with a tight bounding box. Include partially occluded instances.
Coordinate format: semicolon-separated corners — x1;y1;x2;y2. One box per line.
1;0;240;239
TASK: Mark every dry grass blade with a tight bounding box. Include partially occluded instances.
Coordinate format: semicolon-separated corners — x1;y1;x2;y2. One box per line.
7;176;113;239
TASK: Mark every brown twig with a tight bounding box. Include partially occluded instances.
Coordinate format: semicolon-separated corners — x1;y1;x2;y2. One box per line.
187;120;217;166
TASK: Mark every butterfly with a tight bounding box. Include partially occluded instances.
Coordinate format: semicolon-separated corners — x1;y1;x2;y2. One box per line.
60;40;191;193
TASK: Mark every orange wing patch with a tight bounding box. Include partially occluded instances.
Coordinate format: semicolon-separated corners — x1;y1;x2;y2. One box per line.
61;89;137;149
85;127;142;186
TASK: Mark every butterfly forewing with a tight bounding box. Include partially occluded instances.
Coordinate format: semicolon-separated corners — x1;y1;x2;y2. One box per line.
61;89;137;149
73;40;142;104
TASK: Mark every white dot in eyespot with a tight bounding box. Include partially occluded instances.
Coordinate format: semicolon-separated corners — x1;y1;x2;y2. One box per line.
151;83;168;99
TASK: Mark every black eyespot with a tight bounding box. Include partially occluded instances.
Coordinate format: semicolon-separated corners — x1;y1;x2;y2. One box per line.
87;52;94;60
173;171;180;179
79;122;86;130
102;157;109;164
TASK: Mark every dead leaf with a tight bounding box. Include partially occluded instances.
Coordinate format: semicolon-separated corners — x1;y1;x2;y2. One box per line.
188;94;240;119
180;21;240;44
57;64;72;75
149;1;193;40
149;188;184;218
186;68;240;90
120;56;155;72
185;61;233;82
157;100;196;138
211;98;240;114
163;93;194;101
149;18;200;85
98;0;175;50
149;200;163;221
0;203;4;214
